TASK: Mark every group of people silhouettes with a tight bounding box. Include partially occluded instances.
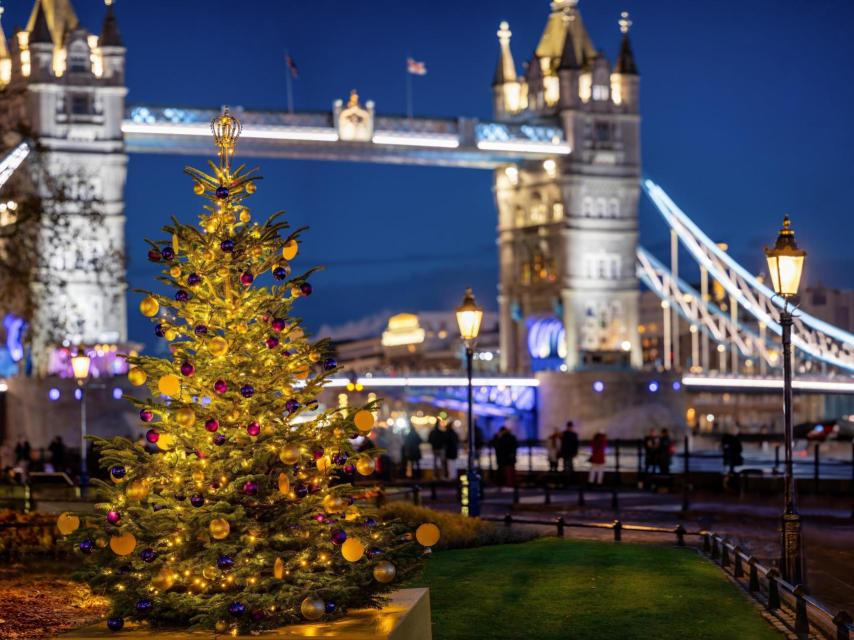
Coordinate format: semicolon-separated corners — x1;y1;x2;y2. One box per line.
546;421;609;485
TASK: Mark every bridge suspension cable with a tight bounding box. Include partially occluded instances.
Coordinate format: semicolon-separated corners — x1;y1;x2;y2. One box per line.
0;143;31;192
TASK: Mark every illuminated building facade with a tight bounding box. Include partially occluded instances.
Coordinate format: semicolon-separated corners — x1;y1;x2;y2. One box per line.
492;2;642;373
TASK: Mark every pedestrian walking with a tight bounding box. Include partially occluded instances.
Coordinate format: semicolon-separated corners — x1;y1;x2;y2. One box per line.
546;428;561;472
492;426;518;487
587;431;607;485
721;427;743;474
658;428;672;474
560;421;579;478
643;429;660;475
445;425;460;479
428;423;448;480
403;424;423;479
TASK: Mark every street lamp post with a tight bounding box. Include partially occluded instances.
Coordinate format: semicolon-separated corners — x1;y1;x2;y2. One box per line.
456;288;483;517
764;216;807;586
71;351;92;494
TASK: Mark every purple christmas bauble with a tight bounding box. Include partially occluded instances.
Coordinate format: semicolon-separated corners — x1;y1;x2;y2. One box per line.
145;429;159;444
228;602;245;616
209;481;220;490
294;483;308;498
213;433;226;446
135;599;153;614
325;601;336;614
246;421;261;437
175;290;190;302
161;247;175;260
107;617;124;631
106;510;121;525
273;266;288;280
190;494;205;508
79;539;94;553
217;554;234;570
180;361;195;377
204;419;219;433
251;609;265;622
147;249;162;262
175;493;185;501
366;547;383;559
154;324;165;338
364;517;378;528
220;238;234;252
309;483;322;494
282;350;292;358
240;272;254;286
312;447;325;460
187;273;202;286
213;379;228;394
343;464;355;475
240;385;254;398
330;529;347;545
323;358;338;370
242;480;258;496
331;453;347;465
285;399;300;413
110;464;126;479
300;282;313;296
140;548;158;562
313;513;326;523
194;324;208;335
139;409;154;423
215;186;229;199
271;318;286;332
265;336;279;349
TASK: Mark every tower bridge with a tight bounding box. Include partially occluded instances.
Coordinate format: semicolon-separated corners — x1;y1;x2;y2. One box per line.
0;0;853;412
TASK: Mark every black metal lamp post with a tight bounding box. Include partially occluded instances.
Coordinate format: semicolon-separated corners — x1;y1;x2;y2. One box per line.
71;351;92;494
764;216;807;586
456;288;483;517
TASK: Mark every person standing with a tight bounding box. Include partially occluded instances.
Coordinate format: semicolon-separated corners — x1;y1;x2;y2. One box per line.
403;424;423;479
721;427;743;474
546;428;561;472
492;426;518;488
445;425;460;479
658;429;672;475
428;422;448;480
560;421;579;478
588;431;608;486
643;429;660;476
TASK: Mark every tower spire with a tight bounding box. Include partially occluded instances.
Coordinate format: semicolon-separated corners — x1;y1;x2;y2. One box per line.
99;0;123;47
29;0;53;44
615;11;638;75
493;21;517;86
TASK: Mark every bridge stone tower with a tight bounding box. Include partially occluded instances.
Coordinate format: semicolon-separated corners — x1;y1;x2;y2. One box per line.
493;1;642;373
0;0;127;372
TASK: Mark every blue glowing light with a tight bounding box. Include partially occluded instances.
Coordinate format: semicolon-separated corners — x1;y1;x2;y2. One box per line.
3;314;25;362
593;381;605;393
113;387;123;400
48;388;60;401
648;381;660;393
672;381;682;391
74;388;82;401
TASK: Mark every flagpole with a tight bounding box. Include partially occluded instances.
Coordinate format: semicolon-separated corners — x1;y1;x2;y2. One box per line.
285;51;294;114
405;61;413;121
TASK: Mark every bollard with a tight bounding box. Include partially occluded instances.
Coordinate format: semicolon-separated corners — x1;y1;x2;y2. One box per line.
703;532;711;554
503;513;513;528
711;536;720;560
766;569;781;610
556;516;565;538
544;484;551;505
794;585;810;638
512;484;520;504
748;557;760;592
577;483;586;507
721;541;731;568
675;524;686;547
613;519;622;542
832;610;852;640
733;547;744;578
412;484;421;506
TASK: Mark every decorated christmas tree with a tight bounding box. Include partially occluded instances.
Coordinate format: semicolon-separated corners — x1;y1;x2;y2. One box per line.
60;110;439;634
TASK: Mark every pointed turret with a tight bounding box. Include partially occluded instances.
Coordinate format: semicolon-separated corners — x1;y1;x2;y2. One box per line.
525;52;545;111
493;21;516;86
614;12;638;75
612;12;640;111
29;1;53;45
27;0;78;47
557;20;580;71
99;2;122;48
0;4;10;88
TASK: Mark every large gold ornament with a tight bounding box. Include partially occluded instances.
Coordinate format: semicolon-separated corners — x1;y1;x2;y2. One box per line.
139;296;159;317
316;455;332;473
354;410;375;432
373;561;396;583
128;368;147;386
209;518;230;540
158;374;181;397
300;597;325;621
109;532;137;556
126;479;149;501
152;567;176;591
279;445;300;465
416;523;441;547
157;433;176;451
56;513;80;535
208;336;229;357
356;457;375;476
282;239;299;261
175;407;196;428
277;472;290;495
322;494;346;513
341;538;365;562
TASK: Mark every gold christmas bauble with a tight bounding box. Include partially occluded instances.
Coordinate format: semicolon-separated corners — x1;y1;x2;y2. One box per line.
209;518;230;540
164;329;177;341
208;336;229;357
373;561;396;583
277;472;290;495
139;296;159;317
290;286;301;298
152;567;175;591
227;408;242;421
128;367;147;386
316;455;331;473
95;537;107;549
245;181;257;194
192;470;205;483
202;565;219;580
156;433;176;451
279;445;300;465
239;210;251;224
169;266;181;278
56;512;80;535
126;479;149;501
356;457;375;476
341;538;365;563
344;506;361;521
109;532;136;556
175;407;196;428
416;523;441;547
353;410;375;432
322;494;346;513
273;557;285;579
215;621;228;633
282;239;299;261
300;597;325;621
308;351;320;363
193;182;205;195
158;374;181;397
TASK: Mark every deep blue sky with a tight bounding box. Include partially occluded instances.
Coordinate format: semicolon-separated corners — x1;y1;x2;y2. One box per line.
7;1;854;347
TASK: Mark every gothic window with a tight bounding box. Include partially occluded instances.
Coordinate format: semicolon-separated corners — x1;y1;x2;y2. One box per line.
608;198;620;217
592;85;609;101
581;196;594;217
70;94;90;115
529;192;547;225
68;42;90;73
595;198;607;217
594;121;611;143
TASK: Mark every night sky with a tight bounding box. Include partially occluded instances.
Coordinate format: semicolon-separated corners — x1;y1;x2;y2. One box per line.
6;1;854;349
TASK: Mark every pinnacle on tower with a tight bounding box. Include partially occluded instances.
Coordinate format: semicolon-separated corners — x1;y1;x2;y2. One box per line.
615;11;638;75
99;1;123;48
0;3;9;59
493;21;517;86
29;0;53;45
26;0;78;46
558;20;580;70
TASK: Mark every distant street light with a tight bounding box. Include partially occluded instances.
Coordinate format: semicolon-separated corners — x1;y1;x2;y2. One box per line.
764;216;806;586
456;288;483;517
72;352;91;494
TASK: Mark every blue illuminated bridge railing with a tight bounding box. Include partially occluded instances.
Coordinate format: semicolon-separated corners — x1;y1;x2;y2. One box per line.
122;105;570;168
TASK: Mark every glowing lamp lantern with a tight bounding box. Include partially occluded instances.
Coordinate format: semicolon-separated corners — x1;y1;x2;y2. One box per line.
71;353;91;382
455;288;483;342
764;216;806;299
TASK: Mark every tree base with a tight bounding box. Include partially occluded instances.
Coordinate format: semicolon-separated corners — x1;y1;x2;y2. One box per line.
64;588;431;639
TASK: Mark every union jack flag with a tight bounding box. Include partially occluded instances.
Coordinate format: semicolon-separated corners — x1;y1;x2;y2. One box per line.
406;57;427;76
285;54;299;79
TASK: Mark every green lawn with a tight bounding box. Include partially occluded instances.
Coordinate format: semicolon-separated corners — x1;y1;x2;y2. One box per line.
410;538;780;640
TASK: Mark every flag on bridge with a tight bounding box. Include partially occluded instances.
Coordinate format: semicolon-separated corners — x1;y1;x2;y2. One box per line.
285;54;300;79
406;57;427;76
